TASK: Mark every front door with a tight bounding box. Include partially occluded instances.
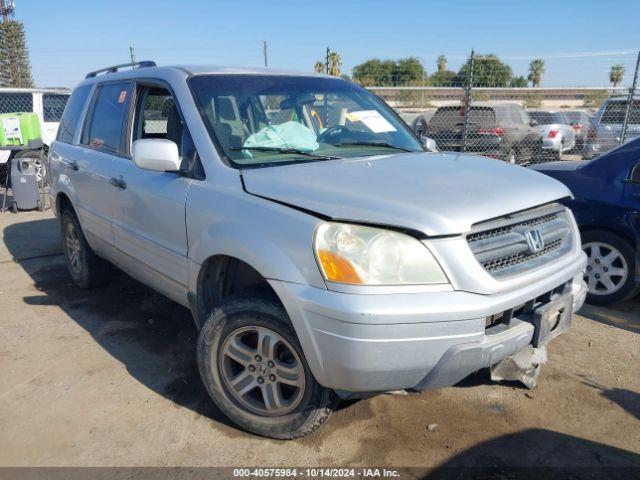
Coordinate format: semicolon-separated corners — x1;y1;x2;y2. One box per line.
109;82;195;305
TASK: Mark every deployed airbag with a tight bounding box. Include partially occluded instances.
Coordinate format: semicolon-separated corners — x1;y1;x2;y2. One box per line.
242;121;319;156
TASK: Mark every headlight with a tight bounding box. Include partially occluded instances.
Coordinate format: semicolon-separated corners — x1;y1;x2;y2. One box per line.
314;222;448;285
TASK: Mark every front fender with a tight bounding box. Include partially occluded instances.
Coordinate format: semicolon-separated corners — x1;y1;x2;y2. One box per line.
186;179;326;295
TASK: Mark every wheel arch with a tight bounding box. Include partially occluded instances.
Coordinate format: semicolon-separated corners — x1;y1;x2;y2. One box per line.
192;254;285;330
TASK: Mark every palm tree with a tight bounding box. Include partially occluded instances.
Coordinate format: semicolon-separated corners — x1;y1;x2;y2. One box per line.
437;55;447;73
527;58;545;87
609;64;626;87
327;51;342;77
313;61;325;74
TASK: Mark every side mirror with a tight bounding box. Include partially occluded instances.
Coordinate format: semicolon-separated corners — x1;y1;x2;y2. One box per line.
420;135;439;152
529;119;538;127
132;139;181;172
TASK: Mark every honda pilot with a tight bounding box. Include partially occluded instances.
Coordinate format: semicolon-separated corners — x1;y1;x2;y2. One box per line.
49;62;587;439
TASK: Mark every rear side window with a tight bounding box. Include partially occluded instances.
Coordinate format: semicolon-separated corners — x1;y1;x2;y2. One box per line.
430;106;496;128
57;85;92;144
0;93;33;114
81;82;132;154
601;100;640;124
43;94;70;122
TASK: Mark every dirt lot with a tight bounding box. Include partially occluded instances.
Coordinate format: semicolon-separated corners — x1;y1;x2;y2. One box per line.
0;208;638;474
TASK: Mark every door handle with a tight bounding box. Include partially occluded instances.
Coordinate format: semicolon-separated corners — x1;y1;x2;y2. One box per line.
67;160;79;171
109;176;127;190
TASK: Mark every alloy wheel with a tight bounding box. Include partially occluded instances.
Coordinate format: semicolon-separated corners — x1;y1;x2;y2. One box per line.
219;326;306;416
583;241;628;296
65;221;82;274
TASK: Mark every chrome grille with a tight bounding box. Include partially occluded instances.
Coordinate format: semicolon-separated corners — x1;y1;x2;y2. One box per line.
468;203;574;278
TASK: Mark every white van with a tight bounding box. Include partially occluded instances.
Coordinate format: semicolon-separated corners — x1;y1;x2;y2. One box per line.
0;88;70;184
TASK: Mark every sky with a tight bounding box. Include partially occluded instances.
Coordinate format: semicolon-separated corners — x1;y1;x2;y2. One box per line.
15;0;640;89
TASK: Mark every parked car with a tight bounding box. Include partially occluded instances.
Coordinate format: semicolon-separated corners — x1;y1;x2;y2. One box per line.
532;138;640;305
527;111;576;158
0;88;70;184
583;95;640;160
425;103;543;165
49;62;587;439
563;110;593;152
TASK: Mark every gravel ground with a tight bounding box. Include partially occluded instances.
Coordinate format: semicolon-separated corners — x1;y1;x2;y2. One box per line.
0;208;638;476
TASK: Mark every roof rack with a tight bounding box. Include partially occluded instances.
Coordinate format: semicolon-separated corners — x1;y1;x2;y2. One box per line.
85;60;156;79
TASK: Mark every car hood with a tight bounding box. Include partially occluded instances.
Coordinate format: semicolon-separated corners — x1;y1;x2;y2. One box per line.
241;152;573;236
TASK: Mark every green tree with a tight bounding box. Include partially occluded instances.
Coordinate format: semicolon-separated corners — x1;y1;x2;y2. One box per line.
352;57;425;86
527;58;545;87
428;70;459;87
0;20;34;88
437;55;447;72
313;61;325;74
327;51;342;77
458;53;513;87
609;64;625;87
510;75;528;87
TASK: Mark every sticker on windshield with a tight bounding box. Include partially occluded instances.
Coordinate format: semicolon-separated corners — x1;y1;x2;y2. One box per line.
345;110;396;133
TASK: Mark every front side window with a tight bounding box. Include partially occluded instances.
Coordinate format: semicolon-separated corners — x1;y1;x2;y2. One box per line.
132;85;202;178
43;94;70;122
57;85;92;144
189;75;422;168
81;82;132;154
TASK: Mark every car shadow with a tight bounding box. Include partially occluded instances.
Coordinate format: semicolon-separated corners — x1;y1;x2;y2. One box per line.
426;428;640;479
578;297;640;334
2;217;238;432
579;375;640;421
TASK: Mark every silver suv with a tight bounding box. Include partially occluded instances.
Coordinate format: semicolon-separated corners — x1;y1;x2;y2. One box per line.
49;62;587;439
583;95;640;159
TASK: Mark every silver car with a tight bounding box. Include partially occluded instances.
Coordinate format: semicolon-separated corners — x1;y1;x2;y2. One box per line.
528;111;576;158
49;62;587;439
583;95;640;159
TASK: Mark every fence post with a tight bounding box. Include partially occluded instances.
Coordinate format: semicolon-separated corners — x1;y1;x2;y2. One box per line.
621;50;640;144
461;49;475;153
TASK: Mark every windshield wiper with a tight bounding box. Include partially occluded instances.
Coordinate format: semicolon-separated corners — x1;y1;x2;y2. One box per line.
230;146;341;160
333;141;416;152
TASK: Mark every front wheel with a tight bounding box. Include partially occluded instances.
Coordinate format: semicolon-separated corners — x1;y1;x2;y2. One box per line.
582;230;640;306
197;293;337;439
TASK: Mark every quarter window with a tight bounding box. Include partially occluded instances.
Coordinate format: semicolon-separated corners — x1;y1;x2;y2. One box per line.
631;162;640;182
57;85;92;144
81;82;132;154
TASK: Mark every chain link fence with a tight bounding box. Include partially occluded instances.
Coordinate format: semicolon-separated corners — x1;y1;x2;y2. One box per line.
367;50;640;166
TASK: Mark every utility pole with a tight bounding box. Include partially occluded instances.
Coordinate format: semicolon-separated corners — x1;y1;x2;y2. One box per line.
461;49;475;153
263;41;268;67
325;46;330;75
129;44;136;65
621;50;640;144
0;0;15;23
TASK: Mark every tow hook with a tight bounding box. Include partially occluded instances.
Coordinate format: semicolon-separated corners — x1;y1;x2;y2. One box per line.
490;345;548;389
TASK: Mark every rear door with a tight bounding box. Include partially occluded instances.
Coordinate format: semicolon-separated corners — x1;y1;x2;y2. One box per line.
108;80;196;304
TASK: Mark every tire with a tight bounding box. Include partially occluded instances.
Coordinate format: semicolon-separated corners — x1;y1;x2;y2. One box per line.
61;207;112;288
14;150;47;186
582;230;640;306
197;293;337;439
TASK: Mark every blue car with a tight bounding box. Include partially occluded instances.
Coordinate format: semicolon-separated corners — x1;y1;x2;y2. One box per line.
532;138;640;305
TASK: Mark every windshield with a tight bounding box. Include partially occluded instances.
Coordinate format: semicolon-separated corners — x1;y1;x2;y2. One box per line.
189;75;422;167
